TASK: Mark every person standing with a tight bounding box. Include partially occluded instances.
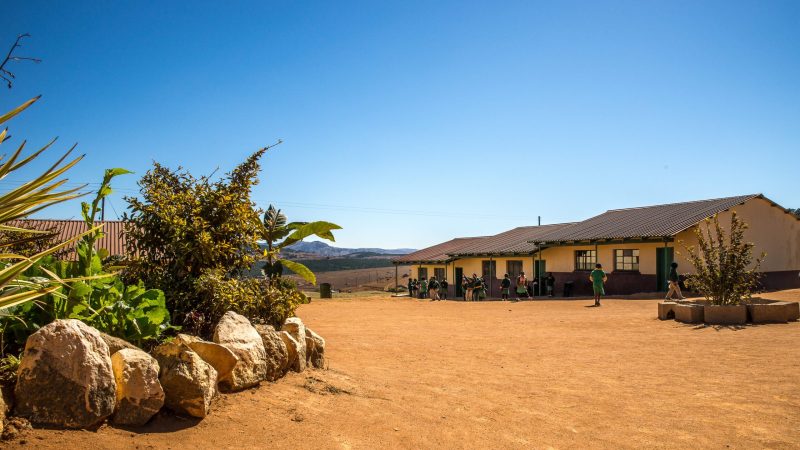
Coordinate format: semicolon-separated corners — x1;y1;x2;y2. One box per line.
429;276;440;301
500;274;511;301
462;276;470;301
440;278;448;300
516;271;529;300
419;277;428;299
665;262;685;300
589;264;607;306
545;273;556;297
466;273;476;302
407;278;414;298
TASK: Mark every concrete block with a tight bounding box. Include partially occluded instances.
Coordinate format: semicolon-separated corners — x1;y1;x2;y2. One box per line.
674;304;704;324
658;302;679;320
747;303;788;324
703;305;747;325
777;302;800;322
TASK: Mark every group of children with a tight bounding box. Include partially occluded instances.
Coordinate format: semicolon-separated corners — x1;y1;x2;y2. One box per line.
408;276;449;300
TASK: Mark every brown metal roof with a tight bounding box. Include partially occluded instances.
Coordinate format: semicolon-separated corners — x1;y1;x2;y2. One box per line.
530;194;763;244
449;223;576;256
392;236;488;264
8;219;129;260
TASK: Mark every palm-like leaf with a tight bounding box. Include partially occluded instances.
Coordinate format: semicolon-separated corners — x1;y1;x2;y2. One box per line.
279;221;342;249
280;259;317;285
0;97;89;309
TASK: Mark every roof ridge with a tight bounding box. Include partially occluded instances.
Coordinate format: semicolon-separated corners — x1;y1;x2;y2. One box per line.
605;194;759;213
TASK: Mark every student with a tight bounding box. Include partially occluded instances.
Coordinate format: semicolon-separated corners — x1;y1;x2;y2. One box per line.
476;277;487;301
419;277;428;299
530;275;539;297
407;278;414;298
429;276;440;301
665;262;685;300
545;273;556;297
461;276;470;301
440;279;448;300
516;271;529;300
589;264;607;306
500;274;511;301
466;273;477;302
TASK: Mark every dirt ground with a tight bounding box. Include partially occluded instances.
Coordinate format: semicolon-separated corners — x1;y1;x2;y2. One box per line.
11;289;800;449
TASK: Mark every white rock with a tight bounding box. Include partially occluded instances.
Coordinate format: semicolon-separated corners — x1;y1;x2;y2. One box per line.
153;341;217;418
213;312;268;391
14;320;116;428
111;348;165;426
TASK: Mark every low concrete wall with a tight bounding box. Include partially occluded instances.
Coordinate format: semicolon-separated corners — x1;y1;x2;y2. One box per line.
674;304;704;324
704;305;748;325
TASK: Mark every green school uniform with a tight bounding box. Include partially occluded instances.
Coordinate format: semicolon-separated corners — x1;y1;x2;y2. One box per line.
590;269;606;295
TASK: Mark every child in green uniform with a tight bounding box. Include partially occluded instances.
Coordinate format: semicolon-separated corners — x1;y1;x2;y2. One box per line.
589;264;607;306
419;278;428;299
500;274;511;301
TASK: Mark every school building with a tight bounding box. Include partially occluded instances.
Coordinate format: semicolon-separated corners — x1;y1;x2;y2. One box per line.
392;194;800;298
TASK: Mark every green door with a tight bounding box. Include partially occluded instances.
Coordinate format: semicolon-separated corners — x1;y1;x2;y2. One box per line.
534;260;546;296
455;267;463;297
656;247;674;292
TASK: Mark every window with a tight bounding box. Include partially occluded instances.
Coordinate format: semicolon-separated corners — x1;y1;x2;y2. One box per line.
506;260;523;280
418;268;428;280
434;267;445;281
481;260;496;279
614;249;640;271
575;250;597;271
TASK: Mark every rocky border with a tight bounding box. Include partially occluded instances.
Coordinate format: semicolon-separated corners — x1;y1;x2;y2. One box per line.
659;299;800;325
1;313;325;433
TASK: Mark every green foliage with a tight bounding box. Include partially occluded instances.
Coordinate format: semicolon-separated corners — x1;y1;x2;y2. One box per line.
0;96;91;309
0;222;65;258
680;212;765;305
192;269;309;336
123;149;269;318
260;204;341;285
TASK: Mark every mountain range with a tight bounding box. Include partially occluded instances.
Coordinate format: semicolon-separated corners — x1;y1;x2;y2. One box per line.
284;241;416;257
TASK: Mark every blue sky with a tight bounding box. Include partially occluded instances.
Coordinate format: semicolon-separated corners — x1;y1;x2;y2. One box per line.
1;1;798;249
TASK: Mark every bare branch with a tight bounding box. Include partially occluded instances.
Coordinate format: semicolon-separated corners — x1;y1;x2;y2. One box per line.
0;34;40;90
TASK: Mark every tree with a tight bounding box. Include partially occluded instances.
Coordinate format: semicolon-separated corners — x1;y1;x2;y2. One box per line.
260;205;341;285
680;212;765;305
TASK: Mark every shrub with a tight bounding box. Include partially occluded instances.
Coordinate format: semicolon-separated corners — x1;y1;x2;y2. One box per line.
680;212;765;305
192;269;309;336
123;149;268;321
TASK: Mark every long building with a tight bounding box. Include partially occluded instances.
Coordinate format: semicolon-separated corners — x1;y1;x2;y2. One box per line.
393;194;800;298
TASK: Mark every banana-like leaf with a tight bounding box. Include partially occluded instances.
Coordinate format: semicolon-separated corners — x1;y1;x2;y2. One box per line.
279;221;342;249
280;259;316;285
0;96;40;126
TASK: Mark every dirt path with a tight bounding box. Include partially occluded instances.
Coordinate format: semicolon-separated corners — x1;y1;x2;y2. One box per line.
12;290;800;449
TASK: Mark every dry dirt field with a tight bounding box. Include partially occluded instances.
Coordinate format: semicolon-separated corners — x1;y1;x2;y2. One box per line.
12;289;800;449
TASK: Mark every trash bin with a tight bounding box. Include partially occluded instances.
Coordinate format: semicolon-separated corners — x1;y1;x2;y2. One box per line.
319;283;332;299
563;281;574;297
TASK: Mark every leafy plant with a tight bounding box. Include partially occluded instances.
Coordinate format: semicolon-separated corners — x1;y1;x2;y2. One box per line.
0;96;93;310
192;269;309;335
260;205;341;285
122;145;287;334
680;212;765;305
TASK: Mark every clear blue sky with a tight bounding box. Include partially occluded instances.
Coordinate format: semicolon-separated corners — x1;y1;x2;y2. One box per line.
2;1;798;249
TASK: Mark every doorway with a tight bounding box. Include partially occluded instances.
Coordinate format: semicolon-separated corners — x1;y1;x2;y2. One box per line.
534;260;546;296
455;267;463;297
656;247;674;292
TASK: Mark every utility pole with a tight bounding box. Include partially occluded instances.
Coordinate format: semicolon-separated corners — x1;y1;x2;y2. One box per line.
101;198;105;222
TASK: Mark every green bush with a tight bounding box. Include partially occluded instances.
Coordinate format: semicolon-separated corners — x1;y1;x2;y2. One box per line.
192;269;309;336
680;212;765;305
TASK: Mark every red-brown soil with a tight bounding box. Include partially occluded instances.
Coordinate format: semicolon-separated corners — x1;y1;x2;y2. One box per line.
11;289;800;449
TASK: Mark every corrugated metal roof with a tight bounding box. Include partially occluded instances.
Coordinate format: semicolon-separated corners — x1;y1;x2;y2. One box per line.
391;236;488;264
449;223;576;256
8;219;129;260
530;194;763;243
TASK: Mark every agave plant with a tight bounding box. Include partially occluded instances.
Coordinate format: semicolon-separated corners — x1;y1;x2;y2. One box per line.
260;204;341;285
0;96;94;309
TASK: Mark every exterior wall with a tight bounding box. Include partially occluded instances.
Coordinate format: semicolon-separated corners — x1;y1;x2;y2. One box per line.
409;264;446;281
674;197;800;273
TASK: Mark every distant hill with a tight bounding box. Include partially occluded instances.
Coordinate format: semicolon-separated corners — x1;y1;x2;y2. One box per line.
284;241;416;257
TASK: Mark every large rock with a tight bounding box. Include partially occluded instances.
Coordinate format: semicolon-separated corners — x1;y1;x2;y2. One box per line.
213;312;268;391
305;327;326;369
279;330;305;372
254;325;289;381
111;348;165;426
152;341;217;418
14;319;116;428
100;332;139;356
282;317;307;371
175;334;238;384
